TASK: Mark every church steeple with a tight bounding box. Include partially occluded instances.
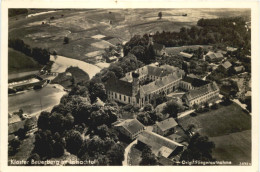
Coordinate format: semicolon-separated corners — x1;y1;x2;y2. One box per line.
132;72;140;96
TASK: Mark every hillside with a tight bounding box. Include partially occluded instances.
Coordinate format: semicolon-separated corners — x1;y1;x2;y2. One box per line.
8;48;42;74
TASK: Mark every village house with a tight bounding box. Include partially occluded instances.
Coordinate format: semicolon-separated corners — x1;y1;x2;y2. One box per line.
218;61;232;74
114;119;145;140
137;131;184;159
205;51;224;62
226;46;238;52
234;65;245;74
153;118;178;136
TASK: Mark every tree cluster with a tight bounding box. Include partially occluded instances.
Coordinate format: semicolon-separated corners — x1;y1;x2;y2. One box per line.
9;38;50;65
139;145;158;165
180;133;215;162
137;104;164;125
123;35;156;64
163;100;185;118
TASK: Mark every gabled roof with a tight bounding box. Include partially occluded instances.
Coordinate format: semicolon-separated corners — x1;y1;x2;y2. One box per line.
234;66;245;72
140;71;182;95
226;47;237;52
182;76;209;87
105;76;133;96
206;52;223;59
221;61;232;69
154;117;178;132
115;119;144;135
138;131;183;156
179;52;193;58
184;82;219;102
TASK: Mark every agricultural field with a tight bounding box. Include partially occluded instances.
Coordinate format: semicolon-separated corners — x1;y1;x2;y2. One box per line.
9;9;250;65
178;103;251;164
8;48;42;74
210;130;251;165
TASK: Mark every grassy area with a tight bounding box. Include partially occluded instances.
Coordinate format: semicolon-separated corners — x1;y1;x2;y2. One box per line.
9;9;248;64
128;145;142;166
66;67;90;83
51;67;89;89
178;103;251;137
209;130;251;165
8;48;42;74
178;103;251;165
8;134;35;165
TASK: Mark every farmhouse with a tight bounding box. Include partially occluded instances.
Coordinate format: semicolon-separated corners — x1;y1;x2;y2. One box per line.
205;51;224;62
153;117;178;136
114;119;145;140
137;131;184;158
218;61;232;74
234;66;245;73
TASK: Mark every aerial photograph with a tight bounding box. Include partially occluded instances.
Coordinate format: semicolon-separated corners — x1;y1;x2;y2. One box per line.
8;8;251;166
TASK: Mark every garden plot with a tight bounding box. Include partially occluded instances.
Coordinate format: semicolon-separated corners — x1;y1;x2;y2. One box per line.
91;40;115;49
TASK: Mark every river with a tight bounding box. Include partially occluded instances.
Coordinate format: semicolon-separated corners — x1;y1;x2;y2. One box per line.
8;84;66;116
9;55;102;116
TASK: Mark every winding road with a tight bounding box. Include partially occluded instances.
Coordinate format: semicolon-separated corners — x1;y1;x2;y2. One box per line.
122;139;137;166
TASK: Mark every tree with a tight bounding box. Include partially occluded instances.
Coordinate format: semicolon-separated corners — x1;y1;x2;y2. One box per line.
140;146;158;165
143;103;153;112
52;132;65;157
158;12;162;19
151;94;167;107
180;133;215;161
37;111;51;130
65;130;83;155
88;82;107;103
49;112;66;133
163;100;184;118
94;124;110;139
64;37;69;44
107;143;125;165
8;138;21;156
33;129;54;158
137;112;151;125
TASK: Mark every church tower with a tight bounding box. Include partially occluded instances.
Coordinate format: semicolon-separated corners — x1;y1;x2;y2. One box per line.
132;72;140;96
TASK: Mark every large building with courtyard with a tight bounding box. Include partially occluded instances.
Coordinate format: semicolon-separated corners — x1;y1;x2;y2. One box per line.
105;64;219;107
